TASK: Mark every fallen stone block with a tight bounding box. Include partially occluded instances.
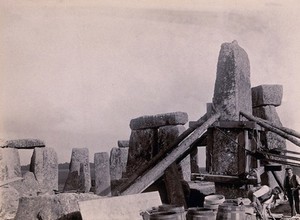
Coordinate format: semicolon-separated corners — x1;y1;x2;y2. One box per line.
30;147;58;193
0;139;45;149
212;40;252;121
0;148;21;181
94;152;111;196
79;191;162;220
117;140;129;148
0;185;19;220
63;148;91;193
129;112;188;130
15;193;100;220
252;84;283;107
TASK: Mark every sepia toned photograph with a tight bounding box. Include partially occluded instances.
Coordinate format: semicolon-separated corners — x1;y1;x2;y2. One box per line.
1;1;300;219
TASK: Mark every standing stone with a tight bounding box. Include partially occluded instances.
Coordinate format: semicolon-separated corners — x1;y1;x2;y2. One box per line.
63;148;91;193
158;125;191;181
130;112;188;130
10;172;40;197
110;147;128;181
212;40;252;121
126;129;157;177
30;147;58;193
0;148;21;181
0;185;19;220
252;84;283;107
94;152;111;196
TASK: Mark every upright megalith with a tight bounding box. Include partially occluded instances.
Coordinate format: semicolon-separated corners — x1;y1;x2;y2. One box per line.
0;148;21;181
110;147;128;181
212;40;252;121
30;147;58;194
94;152;111;196
63;148;91;193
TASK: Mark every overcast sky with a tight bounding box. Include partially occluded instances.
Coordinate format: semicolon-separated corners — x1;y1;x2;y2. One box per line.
1;1;300;164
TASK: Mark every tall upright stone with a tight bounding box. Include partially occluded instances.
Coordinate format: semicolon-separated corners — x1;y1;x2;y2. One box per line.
0;148;21;181
63;148;91;193
94;152;111;196
30;147;58;194
212;40;252;121
110;147;128;181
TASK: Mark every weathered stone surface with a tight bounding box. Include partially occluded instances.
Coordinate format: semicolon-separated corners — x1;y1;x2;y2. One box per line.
15;193;100;220
94;152;111;196
117;140;129;148
0;139;45;149
253;105;286;150
10;171;40;197
30;147;58;193
212;40;252;121
126;129;156;177
252;84;283;107
79;191;162;220
63;148;91;193
129;112;188;130
0;148;21;182
158;125;191;181
110;147;128;181
0;185;19;220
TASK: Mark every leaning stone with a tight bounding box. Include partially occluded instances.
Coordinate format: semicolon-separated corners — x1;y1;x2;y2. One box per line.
15;193;100;220
94;152;111;196
0;148;21;181
0;185;19;220
10;172;40;197
126;129;156;177
212;40;252;121
63;148;91;193
0;139;45;149
130;112;188;130
252;84;283;107
30;147;58;194
117;140;129;148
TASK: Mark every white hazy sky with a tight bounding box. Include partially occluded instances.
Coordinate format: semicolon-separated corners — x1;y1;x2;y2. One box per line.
1;0;300;164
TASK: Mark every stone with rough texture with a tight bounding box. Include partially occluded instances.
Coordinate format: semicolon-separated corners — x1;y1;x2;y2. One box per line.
10;171;40;197
158;125;191;181
15;193;100;220
0;185;19;220
253;105;286;188
94;152;111;196
130;112;188;130
117;140;129;148
110;148;128;181
126;129;156;177
252;84;283;107
63;148;91;193
0;148;21;181
0;139;45;149
30;147;58;193
212;40;252;121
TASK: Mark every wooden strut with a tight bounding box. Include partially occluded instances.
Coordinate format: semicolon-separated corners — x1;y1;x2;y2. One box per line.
240;111;300;147
120;112;221;195
261;118;300;139
114;112;211;194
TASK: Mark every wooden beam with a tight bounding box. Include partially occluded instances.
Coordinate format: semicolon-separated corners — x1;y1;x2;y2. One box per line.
240;111;300;148
192;174;257;185
213;121;261;130
121;112;220;195
261;118;300;139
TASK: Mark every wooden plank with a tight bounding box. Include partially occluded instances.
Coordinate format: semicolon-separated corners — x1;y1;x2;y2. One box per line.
240;111;300;147
79;191;162;220
261;118;300;139
192;174;257;184
121;112;220;195
213;121;260;129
